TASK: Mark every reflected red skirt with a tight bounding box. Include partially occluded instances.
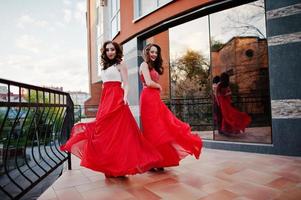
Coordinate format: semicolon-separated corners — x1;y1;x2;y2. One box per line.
218;96;251;135
140;87;202;167
60;82;162;176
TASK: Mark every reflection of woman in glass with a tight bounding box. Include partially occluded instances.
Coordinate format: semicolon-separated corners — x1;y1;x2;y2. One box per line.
139;43;202;171
216;72;251;136
61;41;162;178
212;76;222;134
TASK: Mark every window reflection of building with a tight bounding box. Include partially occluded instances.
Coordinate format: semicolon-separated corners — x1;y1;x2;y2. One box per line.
211;37;271;137
212;36;268;95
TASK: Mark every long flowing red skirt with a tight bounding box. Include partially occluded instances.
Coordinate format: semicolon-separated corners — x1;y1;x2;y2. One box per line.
218;95;251;135
60;82;162;176
140;88;202;167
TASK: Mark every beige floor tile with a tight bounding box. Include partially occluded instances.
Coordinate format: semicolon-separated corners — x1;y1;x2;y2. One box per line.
55;188;84;200
226;182;281;200
127;187;161;200
266;177;299;190
52;172;91;190
38;148;301;200
38;187;57;200
147;182;207;200
80;187;134;200
199;189;237;200
230;169;281;185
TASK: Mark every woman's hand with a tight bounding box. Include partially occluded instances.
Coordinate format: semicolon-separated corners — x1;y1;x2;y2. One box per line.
158;84;162;92
119;61;130;105
123;95;128;105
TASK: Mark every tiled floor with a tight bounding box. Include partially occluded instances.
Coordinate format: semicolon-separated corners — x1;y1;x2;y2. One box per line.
38;148;301;200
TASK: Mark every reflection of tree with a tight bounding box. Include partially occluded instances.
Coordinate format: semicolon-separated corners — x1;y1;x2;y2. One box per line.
222;0;265;38
211;39;224;52
171;49;210;98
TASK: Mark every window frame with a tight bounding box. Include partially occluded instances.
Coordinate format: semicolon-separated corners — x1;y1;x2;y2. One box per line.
134;0;174;22
110;0;120;39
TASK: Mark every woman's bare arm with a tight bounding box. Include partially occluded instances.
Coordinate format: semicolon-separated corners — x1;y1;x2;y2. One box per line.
140;62;162;91
119;61;129;104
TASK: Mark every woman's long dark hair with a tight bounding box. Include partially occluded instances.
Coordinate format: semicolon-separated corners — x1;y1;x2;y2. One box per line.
101;41;123;70
219;72;230;88
143;43;164;75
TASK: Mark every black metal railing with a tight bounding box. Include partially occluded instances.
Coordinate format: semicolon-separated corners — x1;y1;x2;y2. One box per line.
164;94;271;131
0;78;74;200
164;97;213;131
72;94;270;133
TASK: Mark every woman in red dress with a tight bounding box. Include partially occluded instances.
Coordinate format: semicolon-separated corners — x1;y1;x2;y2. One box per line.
216;72;251;136
60;41;161;177
139;43;202;170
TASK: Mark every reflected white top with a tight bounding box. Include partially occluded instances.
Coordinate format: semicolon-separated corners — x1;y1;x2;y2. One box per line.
101;65;122;83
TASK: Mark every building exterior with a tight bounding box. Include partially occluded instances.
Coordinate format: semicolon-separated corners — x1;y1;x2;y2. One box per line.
0;86;26;102
68;91;90;116
86;0;301;156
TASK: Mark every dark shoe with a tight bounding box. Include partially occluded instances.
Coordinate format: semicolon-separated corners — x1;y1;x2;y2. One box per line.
157;167;164;171
116;176;127;178
149;168;157;172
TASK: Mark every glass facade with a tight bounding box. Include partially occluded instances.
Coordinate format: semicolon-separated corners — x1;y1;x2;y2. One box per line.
143;0;271;143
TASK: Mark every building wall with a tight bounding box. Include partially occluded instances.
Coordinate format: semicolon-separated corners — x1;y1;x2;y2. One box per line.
86;0;117;116
87;0;98;84
145;30;170;99
212;37;268;94
123;38;140;122
84;82;102;117
265;0;301;155
116;0;214;44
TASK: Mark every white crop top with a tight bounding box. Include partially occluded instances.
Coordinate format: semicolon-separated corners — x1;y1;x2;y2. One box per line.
101;65;122;83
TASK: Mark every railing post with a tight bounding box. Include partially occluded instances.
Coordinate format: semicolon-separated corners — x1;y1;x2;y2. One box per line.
66;96;74;170
68;152;72;170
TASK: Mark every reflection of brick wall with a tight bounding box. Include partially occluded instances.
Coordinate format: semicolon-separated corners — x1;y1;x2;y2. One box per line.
146;30;170;99
84;82;102;117
212;37;268;94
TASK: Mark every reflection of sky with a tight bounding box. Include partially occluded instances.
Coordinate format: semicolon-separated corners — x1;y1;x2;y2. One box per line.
210;1;266;43
169;16;210;61
168;0;266;60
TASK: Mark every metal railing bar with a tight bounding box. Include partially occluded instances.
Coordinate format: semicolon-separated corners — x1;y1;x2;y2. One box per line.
0;107;10;138
3;106;24;191
48;107;64;162
41;107;57;166
36;105;53;170
29;106;48;174
0;78;68;96
0;185;13;199
53;107;67;158
22;106;41;179
0;102;67;107
14;106;33;185
13;157;68;200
